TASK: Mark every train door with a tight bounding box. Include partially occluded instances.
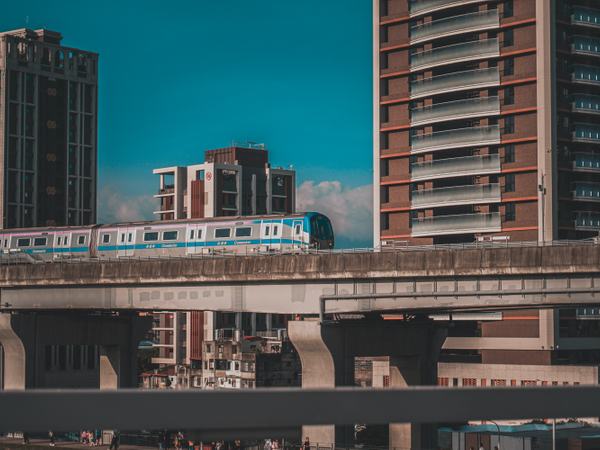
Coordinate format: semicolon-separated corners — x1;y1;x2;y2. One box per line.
117;226;135;257
53;232;72;257
292;220;303;250
260;221;272;251
271;219;283;251
186;223;203;255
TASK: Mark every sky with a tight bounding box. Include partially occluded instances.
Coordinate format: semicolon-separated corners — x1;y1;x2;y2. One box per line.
2;0;374;248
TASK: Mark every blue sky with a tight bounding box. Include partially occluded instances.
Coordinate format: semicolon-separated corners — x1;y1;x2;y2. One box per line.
2;0;374;247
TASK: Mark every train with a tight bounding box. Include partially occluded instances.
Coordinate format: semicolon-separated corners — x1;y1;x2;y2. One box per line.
0;212;335;261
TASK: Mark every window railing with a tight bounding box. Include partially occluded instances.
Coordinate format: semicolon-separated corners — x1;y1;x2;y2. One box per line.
573;65;600;84
412;183;501;208
410;67;500;99
410;38;499;71
573;124;600;142
409;0;484;16
411;154;501;181
572;7;600;27
411;96;500;126
573;95;600;113
573;183;600;201
572;37;600;55
411;125;501;153
411;9;499;44
574;211;600;230
574;153;600;171
412;212;501;236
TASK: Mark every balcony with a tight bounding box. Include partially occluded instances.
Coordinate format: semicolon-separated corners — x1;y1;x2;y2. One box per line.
572;37;600;57
572;7;600;29
411;10;499;45
573;153;600;172
411;125;501;154
573;124;600;143
411;67;499;99
572;95;600;115
573;183;600;202
572;65;600;86
411;96;500;126
411;154;501;182
411;212;501;237
574;212;600;230
411;183;501;209
410;38;499;71
409;0;485;17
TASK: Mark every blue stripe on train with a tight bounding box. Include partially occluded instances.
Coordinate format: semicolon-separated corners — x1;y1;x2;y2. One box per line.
96;238;304;252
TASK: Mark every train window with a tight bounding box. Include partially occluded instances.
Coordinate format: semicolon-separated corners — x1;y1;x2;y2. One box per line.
64;236;69;246
4;239;7;247
198;229;203;239
144;232;159;242
273;225;279;236
295;224;301;234
128;233;133;243
57;237;62;246
17;238;31;247
102;234;110;244
78;236;86;245
163;231;178;241
215;228;231;238
235;227;252;237
34;237;47;246
265;226;270;236
189;230;194;240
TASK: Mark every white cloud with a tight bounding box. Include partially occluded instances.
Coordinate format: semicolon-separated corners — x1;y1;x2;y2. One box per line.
97;186;157;224
297;180;373;248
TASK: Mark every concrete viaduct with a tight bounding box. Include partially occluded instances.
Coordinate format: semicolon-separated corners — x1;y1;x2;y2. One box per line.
2;242;600;449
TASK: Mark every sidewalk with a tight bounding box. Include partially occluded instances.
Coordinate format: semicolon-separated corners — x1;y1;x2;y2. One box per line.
0;438;155;450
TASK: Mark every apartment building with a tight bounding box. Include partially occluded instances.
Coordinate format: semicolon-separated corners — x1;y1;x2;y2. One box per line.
374;0;600;386
201;327;300;390
0;28;98;228
150;145;295;384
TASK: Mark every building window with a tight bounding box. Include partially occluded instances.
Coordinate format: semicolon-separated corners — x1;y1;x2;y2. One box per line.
491;379;507;386
462;378;477;386
381;186;389;204
504;58;514;76
504;174;515;193
505;203;516;221
504;86;515;105
438;377;449;386
503;0;513;18
504;116;515;134
381;212;389;231
381;159;389;177
504;144;515;163
503;29;514;47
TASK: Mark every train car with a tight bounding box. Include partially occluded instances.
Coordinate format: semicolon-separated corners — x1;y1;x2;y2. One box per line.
94;212;334;258
0;225;97;262
0;212;334;262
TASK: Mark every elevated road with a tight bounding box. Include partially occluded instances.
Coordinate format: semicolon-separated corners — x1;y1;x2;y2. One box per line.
1;242;600;314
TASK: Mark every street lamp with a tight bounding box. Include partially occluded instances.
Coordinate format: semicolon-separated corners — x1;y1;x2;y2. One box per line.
487;420;501;450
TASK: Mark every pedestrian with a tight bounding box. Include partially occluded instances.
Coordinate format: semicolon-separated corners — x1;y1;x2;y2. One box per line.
49;431;55;447
264;439;272;450
303;437;310;450
109;431;120;450
479;443;485;450
22;432;30;444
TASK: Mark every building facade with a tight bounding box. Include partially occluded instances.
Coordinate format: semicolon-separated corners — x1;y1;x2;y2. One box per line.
150;145;296;382
0;29;98;228
374;0;600;386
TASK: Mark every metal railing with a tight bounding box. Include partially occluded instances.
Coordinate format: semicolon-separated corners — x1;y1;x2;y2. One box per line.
409;0;484;16
410;96;499;126
410;212;501;237
411;154;501;181
410;125;501;154
410;9;499;44
410;67;499;99
410;38;499;71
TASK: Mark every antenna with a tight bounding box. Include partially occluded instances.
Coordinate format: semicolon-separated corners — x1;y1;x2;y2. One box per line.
25;16;30;25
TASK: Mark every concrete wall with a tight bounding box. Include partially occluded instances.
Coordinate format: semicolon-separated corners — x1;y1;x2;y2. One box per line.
1;244;600;287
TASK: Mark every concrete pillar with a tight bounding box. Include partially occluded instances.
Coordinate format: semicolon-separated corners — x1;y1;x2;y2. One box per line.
99;346;120;390
0;313;26;390
288;319;446;450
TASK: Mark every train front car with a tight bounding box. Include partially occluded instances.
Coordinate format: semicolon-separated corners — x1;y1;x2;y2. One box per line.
307;212;334;250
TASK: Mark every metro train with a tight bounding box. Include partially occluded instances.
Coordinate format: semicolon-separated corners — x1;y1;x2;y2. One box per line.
0;212;334;261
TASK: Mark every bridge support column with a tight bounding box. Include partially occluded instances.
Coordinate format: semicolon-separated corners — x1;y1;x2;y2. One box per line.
288;319;446;450
0;313;26;390
0;312;150;389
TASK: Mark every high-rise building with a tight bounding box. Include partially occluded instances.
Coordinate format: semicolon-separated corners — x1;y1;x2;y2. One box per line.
0;29;98;228
374;1;600;387
150;145;296;386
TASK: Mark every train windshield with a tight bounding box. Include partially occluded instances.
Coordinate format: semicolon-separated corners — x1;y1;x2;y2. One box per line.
310;214;334;243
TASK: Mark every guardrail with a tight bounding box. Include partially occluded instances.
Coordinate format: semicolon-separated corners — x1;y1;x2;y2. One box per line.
0;239;598;265
0;386;597;437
